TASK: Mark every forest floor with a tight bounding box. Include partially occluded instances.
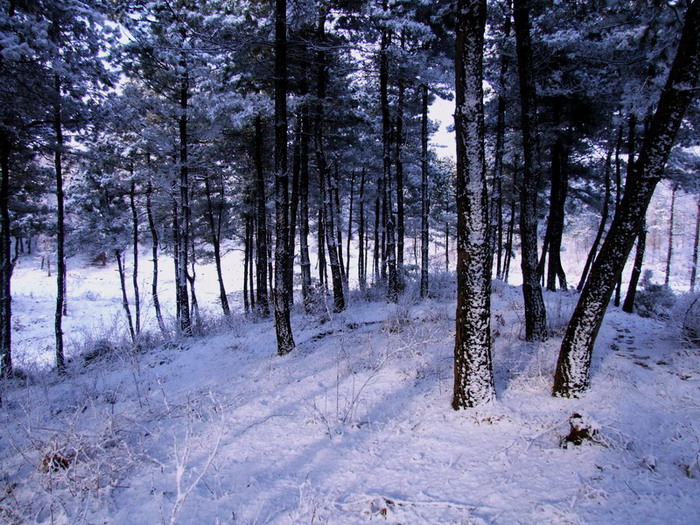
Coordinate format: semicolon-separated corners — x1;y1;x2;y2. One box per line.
1;254;699;524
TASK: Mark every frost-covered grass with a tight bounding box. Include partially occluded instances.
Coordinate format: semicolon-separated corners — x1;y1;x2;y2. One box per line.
2;253;700;524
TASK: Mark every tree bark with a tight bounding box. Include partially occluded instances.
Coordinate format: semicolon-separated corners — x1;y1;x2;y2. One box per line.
664;184;677;287
298;64;312;308
578;148;612;291
176;69;192;336
513;0;547;341
553;0;700;397
346;170;355;281
546;140;569;291
254;114;270;316
204;175;230;316
273;0;295;355
420;84;430;298
115;250;135;342
452;0;495;409
129;181;141;335
146;181;167;334
691;195;700;292
358;167;367;291
0;134;12;377
54;74;66;373
622;219;647;314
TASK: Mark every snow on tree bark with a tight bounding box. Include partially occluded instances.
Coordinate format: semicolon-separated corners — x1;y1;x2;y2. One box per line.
0;135;12;377
553;0;700;397
452;0;495;409
513;0;547;341
273;0;295;355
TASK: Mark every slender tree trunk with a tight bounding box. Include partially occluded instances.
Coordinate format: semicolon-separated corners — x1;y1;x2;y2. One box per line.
396;75;406;292
546;140;569;291
578;148;612;291
622;218;647;313
615;116;637;307
373;194;380;283
333;164;346;285
493;3;511;281
298;65;312;307
273;0;295;354
204;176;231;316
358;168;367;291
315;13;344;312
513;0;547;341
380;14;398;301
453;0;494;409
146;182;167;334
54;74;66;373
287;117;301;306
503;159;519;283
346;170;355;281
176;70;192;336
0;135;12;377
664;184;677;287
318;205;327;287
248;214;256;310
421;84;430;298
553;0;700;397
129;182;141;335
254;115;270;316
445;213;449;272
243;216;250;313
115;250;135;342
691;196;700;292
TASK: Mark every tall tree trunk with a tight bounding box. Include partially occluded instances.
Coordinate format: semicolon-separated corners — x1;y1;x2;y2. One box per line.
254;115;270;316
622;218;647;313
204;176;230;316
318;205;327;287
493;2;511;281
395;75;406;292
513;0;547;341
346;170;355;281
578;148;612;291
315;13;344;312
298;64;312;308
243;216;250;313
664;184;677;287
420;84;430;298
380;12;398;301
453;0;494;409
358;168;367;291
546;140;569;291
615;116;637;307
146;182;167;334
176;70;192;336
287;117;301;306
115;249;135;342
333;164;346;285
54;74;66;373
691;195;700;292
129;182;141;335
553;0;700;397
373;194;380;283
273;0;295;355
0;135;12;377
503;158;519;283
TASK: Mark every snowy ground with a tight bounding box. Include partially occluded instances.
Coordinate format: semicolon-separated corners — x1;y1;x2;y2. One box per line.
1;250;699;524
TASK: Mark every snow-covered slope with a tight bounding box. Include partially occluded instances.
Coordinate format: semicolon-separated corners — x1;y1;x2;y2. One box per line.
1;275;699;524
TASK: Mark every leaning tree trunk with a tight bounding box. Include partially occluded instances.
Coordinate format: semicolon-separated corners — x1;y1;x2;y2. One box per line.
615;116;637;307
420;84;430;298
0;134;12;377
54;74;66;373
691;195;700;292
273;0;295;355
452;0;494;409
513;0;547;341
115;249;136;342
578;148;612;291
622;219;647;314
204;175;230;316
553;0;700;397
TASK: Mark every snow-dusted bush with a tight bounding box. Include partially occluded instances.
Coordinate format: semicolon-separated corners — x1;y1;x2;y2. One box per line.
634;270;676;319
671;293;700;346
